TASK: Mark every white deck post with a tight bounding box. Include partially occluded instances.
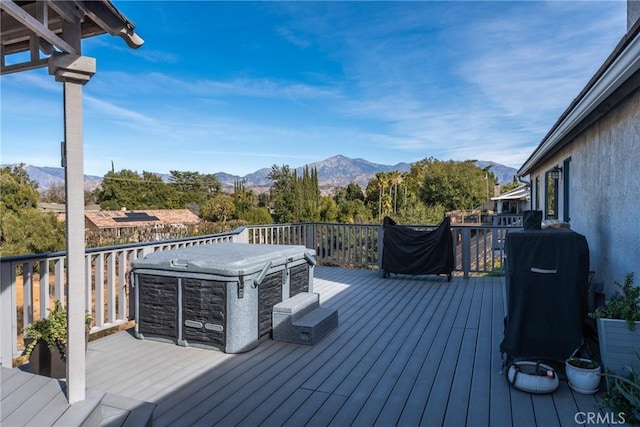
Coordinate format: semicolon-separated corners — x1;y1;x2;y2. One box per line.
49;52;95;404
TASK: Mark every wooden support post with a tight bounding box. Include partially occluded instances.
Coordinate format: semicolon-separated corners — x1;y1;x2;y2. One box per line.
378;224;384;276
49;51;95;404
461;227;471;279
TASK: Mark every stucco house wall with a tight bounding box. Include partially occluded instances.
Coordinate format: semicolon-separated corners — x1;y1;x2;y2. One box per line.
521;1;640;296
528;88;639;294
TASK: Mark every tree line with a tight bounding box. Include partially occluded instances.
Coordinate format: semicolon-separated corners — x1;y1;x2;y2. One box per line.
2;158;513;256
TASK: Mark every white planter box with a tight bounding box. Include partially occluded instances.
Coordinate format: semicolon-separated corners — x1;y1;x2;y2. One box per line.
597;318;640;377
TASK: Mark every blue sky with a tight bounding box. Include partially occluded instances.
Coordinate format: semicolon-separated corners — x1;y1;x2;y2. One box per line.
0;1;627;177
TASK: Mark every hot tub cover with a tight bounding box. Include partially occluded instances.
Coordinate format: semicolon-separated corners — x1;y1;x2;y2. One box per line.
381;216;454;279
130;242;316;278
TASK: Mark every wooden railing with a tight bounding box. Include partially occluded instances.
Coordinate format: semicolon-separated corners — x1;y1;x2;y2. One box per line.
247;222;516;274
0;229;248;366
1;217;521;365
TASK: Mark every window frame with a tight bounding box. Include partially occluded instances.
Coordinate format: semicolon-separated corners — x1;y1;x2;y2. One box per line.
545;168;559;220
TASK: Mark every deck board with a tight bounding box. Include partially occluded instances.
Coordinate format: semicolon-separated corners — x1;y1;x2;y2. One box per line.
2;266;615;426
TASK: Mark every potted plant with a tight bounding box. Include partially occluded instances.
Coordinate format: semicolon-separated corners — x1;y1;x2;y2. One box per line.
22;300;92;379
589;272;640;377
598;353;640;424
565;357;601;394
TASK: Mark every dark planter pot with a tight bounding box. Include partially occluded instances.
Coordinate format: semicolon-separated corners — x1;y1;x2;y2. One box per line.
24;337;66;379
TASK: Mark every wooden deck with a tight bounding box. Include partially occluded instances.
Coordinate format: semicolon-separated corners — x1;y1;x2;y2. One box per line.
4;266;612;426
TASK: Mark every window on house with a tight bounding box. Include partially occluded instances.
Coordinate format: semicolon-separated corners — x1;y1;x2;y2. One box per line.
563;157;571;222
545;169;558;219
534;176;540;210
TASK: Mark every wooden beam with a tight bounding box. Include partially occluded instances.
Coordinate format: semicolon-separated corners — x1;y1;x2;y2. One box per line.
0;0;77;54
1;58;49;75
46;0;85;24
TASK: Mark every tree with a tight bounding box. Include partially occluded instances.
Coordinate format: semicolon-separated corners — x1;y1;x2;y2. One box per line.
268;165;296;223
41;182;66;204
200;194;235;223
500;176;521;194
319;196;338;223
95;169;143;210
267;165;321;223
95;169;176;210
169;170;221;209
414;158;488;212
239;207;273;225
337;199;372;224
0;164;39;211
1;208;65;256
0;165;65;256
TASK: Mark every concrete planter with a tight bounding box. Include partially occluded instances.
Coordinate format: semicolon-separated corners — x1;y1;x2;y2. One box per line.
597;318;640;377
565;358;601;393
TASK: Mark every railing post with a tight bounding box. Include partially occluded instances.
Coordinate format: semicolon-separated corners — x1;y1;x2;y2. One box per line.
305;224;316;251
236;227;249;243
378;224;384;275
1;261;17;367
461;227;471;278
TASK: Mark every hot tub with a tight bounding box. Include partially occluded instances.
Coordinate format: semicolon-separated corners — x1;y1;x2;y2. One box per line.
130;243;315;353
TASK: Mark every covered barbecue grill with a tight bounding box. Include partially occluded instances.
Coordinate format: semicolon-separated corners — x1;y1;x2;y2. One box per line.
500;228;590;362
381;216;454;281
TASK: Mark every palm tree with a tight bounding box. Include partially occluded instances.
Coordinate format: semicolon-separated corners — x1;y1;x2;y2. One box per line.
375;172;389;221
388;171;401;214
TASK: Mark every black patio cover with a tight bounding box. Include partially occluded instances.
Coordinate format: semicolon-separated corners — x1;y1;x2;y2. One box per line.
381;216;454;280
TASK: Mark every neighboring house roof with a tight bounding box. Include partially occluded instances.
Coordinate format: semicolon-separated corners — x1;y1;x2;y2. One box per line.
85;209;201;229
518;17;640;177
38;202;66;213
491;184;530;202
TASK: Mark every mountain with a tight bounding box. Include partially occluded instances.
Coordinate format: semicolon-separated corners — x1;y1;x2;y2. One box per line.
305;155;411;189
476;161;520;185
7;156;519;195
1;164;103;191
223;155;412;191
216;156;516;191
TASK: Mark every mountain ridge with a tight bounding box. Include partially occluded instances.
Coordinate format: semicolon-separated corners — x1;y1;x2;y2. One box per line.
3;156;519;193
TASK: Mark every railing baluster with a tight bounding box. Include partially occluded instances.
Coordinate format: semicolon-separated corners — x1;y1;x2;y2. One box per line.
118;251;127;321
55;258;64;303
95;254;104;327
39;260;49;320
107;252;116;324
85;255;92;320
23;262;33;325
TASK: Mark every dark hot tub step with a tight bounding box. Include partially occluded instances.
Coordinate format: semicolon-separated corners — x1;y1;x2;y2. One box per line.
272;292;338;345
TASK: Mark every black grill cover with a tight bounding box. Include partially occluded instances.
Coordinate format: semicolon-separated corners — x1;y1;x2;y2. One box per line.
382;217;454;279
500;228;589;361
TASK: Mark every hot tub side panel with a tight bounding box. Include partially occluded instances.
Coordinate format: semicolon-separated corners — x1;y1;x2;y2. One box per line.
136;274;178;342
258;271;285;341
289;263;312;296
181;278;226;351
225;276;260;353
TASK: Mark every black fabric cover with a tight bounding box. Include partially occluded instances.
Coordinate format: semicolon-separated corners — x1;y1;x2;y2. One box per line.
500;228;589;362
522;210;542;230
382;216;454;279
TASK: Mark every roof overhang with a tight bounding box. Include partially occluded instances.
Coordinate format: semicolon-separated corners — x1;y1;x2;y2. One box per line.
1;0;143;74
518;20;640;177
491;184;530;201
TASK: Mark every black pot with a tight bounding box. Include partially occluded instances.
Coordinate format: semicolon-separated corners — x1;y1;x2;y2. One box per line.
24;337;66;379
